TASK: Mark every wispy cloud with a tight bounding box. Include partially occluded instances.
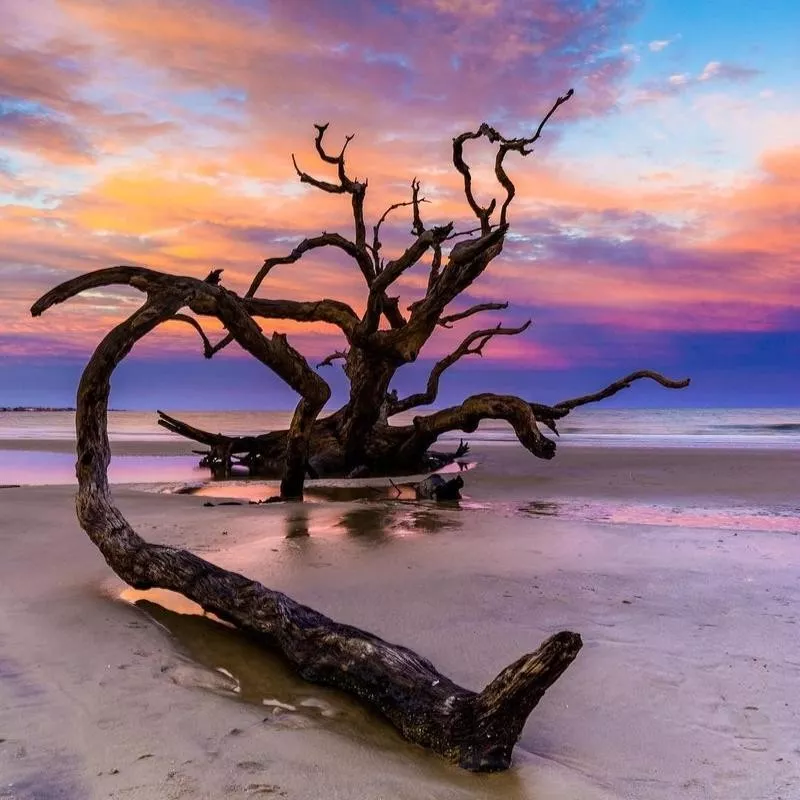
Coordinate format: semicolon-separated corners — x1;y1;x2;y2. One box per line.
632;59;761;104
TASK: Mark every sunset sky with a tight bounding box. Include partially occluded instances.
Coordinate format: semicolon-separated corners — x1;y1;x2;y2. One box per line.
1;0;798;409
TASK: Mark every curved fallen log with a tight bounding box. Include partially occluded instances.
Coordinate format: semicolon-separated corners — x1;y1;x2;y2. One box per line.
31;292;583;772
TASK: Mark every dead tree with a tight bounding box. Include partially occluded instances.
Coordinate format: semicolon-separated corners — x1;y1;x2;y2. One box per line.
35;90;689;493
29;286;582;771
156;89;687;479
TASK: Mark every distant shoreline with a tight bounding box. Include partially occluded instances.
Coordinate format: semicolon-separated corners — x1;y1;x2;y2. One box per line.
0;407;125;413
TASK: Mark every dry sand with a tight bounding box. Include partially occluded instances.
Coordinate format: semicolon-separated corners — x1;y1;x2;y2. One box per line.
1;445;799;799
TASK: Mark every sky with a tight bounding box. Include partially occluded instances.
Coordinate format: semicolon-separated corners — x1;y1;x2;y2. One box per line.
1;0;798;410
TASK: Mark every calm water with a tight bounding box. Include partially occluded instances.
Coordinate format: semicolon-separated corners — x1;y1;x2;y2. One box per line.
0;407;798;486
2;407;800;447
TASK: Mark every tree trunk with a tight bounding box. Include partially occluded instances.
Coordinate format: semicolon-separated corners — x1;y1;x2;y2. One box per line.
338;349;397;468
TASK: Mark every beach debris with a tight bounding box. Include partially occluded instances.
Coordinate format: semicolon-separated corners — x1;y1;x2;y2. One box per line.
262;698;296;712
415;474;464;501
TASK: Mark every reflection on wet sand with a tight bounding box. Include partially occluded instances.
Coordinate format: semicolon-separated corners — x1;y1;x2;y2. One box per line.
186;460;478;505
335;502;463;542
284;506;310;538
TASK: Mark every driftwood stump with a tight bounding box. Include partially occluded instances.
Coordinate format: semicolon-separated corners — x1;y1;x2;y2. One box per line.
31;288;582;772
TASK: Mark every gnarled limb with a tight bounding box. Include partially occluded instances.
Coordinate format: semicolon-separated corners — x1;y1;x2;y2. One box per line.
317;350;348;369
555;371;691;410
389;321;531;415
452;90;573;232
171;313;214;358
404;393;557;462
292;123;369;260
494;89;573;226
439;302;509;328
30;288;582;772
33;267;330;498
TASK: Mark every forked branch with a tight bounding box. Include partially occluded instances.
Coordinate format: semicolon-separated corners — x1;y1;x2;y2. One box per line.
292;123;368;251
389;321;531;415
452;89;573;231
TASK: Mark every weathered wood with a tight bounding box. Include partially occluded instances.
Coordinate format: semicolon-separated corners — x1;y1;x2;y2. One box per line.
415;474;465;501
31;288;583;772
91;94;687;482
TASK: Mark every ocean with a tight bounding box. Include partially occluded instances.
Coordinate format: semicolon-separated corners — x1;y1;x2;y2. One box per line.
2;407;800;447
1;407;799;486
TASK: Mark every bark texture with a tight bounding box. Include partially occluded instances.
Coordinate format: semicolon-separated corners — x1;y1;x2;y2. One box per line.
30;288;583;772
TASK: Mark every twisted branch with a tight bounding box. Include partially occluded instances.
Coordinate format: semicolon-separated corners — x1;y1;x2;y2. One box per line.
439;302;509;328
452;89;573;232
292;123;368;252
32;267;331;498
555;370;691;411
317;350;348;368
389;321;531;415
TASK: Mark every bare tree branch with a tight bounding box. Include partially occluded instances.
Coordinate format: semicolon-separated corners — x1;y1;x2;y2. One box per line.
317;350;348;368
452;126;497;233
361;223;454;333
399;225;508;336
452;90;573;232
426;243;443;295
291;153;345;194
370;223;454;298
410;177;426;237
242;298;360;337
389;321;531;415
33;267;331;498
371;183;430;274
555;370;691;411
171;313;214;358
494;89;573;226
439;302;509;328
293;123;368;251
247;232;375;299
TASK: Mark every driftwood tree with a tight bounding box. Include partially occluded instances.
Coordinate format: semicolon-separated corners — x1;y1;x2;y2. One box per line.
151;89;686;483
31;275;582;773
30;92;689;771
35;90;687;498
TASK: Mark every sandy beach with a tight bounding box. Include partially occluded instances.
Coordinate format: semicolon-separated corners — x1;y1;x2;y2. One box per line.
1;443;799;799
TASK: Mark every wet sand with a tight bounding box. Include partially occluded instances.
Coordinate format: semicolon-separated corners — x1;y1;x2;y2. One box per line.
1;448;799;798
2;436;800;506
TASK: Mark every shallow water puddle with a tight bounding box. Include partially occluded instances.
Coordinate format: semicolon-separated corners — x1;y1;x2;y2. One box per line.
174;460;478;504
118;588;416;746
